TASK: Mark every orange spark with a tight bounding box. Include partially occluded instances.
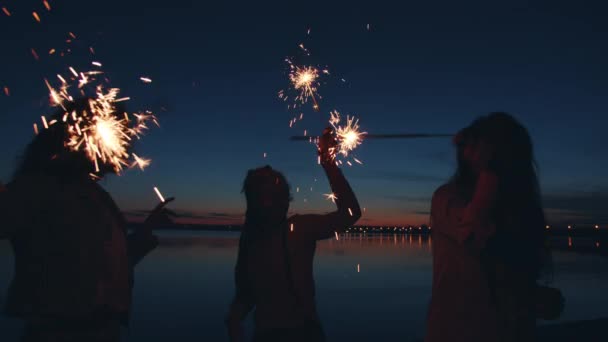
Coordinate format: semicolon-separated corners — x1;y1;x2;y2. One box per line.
3;87;9;96
140;77;152;83
31;48;40;60
32;12;41;22
2;7;10;16
324;193;338;203
43;1;51;11
131;153;151;171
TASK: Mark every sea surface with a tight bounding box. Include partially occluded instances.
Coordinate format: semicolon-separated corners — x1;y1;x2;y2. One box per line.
1;231;607;341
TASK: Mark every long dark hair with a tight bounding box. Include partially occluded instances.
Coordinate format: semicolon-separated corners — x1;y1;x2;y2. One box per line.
452;112;548;278
14;98;127;182
241;165;292;229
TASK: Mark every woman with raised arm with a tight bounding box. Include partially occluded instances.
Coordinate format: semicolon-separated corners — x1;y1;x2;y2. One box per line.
0;98;174;342
426;113;549;342
226;127;361;342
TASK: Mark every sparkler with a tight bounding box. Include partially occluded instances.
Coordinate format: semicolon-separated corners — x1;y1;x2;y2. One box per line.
284;60;322;111
153;186;166;203
330;111;366;158
41;65;158;176
291;133;453;140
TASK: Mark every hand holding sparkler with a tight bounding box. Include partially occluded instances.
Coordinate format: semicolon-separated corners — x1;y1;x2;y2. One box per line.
143;190;177;232
318;127;338;165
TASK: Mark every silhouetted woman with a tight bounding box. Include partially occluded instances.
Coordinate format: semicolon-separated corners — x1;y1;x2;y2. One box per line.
426;113;548;342
0;99;173;342
226;128;361;342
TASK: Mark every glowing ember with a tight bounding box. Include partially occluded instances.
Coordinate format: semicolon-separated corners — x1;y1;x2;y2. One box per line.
131;153;151;171
334;231;339;240
43;1;51;11
290;223;294;232
153;186;165;203
324;193;338;203
32;11;41;23
2;7;11;16
31;48;40;61
140;77;152;83
3;87;9;96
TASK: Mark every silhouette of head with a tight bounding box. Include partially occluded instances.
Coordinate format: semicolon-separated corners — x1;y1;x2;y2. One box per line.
452;112;546;270
14;98;127;181
454;112;536;183
242;165;292;226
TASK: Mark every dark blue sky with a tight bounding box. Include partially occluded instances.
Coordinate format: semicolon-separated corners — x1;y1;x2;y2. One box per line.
0;0;606;226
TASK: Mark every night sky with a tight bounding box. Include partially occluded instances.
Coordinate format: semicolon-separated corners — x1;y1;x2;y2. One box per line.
0;0;606;227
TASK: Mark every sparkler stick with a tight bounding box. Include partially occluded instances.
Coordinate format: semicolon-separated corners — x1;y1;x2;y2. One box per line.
153;186;165;203
291;133;453;140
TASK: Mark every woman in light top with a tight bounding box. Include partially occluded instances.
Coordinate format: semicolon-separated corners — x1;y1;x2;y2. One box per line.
426;113;548;342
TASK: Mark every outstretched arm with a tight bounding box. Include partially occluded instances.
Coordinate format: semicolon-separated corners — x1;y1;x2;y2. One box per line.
126;198;176;267
291;128;362;240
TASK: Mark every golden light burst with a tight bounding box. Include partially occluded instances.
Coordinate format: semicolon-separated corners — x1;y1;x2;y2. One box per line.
42;65;157;176
286;61;322;111
329;110;366;159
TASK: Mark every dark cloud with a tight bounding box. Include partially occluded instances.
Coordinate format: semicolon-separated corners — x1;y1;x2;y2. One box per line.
543;191;608;224
382;195;431;203
352;170;447;183
123;209;243;221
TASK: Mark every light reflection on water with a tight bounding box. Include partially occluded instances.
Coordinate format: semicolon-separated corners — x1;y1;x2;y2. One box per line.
0;231;607;341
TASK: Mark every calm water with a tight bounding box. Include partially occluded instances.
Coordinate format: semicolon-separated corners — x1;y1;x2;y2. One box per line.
1;231;608;341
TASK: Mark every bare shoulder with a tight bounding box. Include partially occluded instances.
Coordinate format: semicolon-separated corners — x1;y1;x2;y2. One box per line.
432;183;460;201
